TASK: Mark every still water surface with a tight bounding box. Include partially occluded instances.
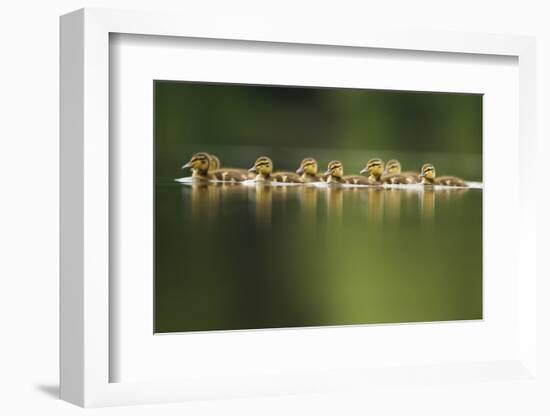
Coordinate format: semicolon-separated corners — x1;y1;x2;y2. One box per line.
155;180;482;333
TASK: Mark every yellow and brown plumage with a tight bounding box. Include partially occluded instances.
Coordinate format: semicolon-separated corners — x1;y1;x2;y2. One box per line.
419;163;468;187
208;154;221;171
381;159;420;184
359;158;385;185
208;154;256;180
324;160;372;185
181;152;249;182
296;158;324;183
249;156;303;183
181;152;212;180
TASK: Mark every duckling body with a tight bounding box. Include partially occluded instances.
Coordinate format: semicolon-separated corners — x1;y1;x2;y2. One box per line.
433;176;468;187
209;154;256;180
380;160;420;184
402;171;421;183
270;171;304;183
381;172;409;184
419;164;468;187
209;169;250;182
325;160;374;186
381;172;420;184
208;154;221;171
340;175;373;185
296;158;325;183
249;156;304;184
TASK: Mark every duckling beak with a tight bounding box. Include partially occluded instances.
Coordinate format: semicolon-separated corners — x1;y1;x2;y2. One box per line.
419;172;425;178
324;169;331;176
181;161;192;169
248;166;257;173
296;167;304;175
359;167;368;174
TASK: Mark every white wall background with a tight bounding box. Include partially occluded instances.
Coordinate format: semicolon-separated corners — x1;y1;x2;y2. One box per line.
0;0;548;415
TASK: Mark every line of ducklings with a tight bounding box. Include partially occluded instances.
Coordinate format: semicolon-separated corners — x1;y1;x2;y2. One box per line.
180;152;468;187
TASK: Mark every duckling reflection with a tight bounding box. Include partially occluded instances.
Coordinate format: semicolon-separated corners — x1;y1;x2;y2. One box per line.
299;186;319;215
438;187;469;206
185;182;221;221
325;186;344;219
366;187;384;223
384;189;402;221
421;188;436;221
252;183;273;226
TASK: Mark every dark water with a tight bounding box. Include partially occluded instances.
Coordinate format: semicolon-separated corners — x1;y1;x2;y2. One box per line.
154;180;482;333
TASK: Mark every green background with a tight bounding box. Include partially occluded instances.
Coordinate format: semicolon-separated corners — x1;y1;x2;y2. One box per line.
154;81;483;333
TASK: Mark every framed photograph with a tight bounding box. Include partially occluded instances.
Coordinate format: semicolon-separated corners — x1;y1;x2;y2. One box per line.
155;80;483;336
60;8;539;408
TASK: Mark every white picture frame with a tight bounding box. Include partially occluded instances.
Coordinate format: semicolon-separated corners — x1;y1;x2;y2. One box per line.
60;7;538;408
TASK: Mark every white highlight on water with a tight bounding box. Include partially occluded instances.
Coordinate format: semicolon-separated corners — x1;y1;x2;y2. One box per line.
174;176;483;190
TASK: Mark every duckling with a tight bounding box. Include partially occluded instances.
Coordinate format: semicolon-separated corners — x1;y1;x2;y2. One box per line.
209;154;256;180
324;160;372;185
181;152;212;180
296;158;324;183
359;158;385;185
419;163;468;187
248;156;303;183
181;152;248;182
381;159;420;184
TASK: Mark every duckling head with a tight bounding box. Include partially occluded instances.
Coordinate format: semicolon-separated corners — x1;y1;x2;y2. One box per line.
296;158;318;176
209;154;221;171
249;156;273;179
182;152;210;176
325;160;344;179
385;159;402;175
419;163;436;183
360;158;385;179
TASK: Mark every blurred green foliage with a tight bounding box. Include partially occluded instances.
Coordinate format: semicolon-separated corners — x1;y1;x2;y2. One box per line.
155;81;482;180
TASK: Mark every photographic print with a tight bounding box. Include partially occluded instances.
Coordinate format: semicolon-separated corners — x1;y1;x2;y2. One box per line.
154;81;482;333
